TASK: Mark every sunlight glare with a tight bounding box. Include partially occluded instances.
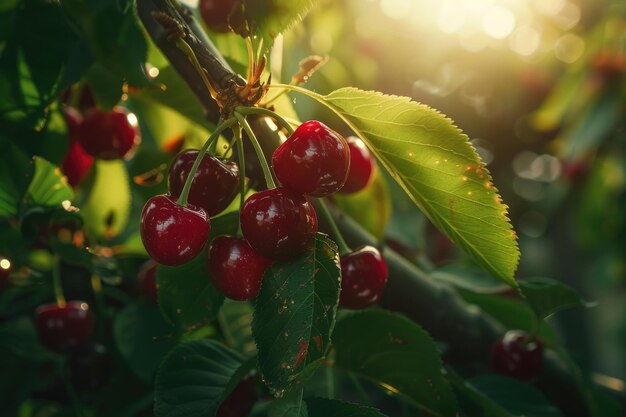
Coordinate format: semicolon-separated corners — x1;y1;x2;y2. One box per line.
509;25;541;56
482;6;516;39
380;0;413;20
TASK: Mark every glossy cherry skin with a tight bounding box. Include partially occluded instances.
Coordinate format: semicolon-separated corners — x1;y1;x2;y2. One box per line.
240;188;318;260
61;107;94;187
79;107;139;160
491;330;543;380
35;301;94;352
272;121;350;197
200;0;237;32
168;150;240;217
339;136;375;194
140;194;211;266
138;260;158;304
208;236;273;301
339;246;388;309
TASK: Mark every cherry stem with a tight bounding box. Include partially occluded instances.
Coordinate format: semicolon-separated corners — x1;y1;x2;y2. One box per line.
234;112;276;189
177;117;237;207
53;255;66;307
235;106;296;136
315;199;351;255
233;125;247;208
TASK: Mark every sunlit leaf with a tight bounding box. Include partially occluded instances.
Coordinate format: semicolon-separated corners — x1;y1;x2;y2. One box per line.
252;234;340;395
333;310;457;417
291;86;519;285
25;157;73;207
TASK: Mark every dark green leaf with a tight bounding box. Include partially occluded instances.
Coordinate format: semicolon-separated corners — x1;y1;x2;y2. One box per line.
333;310;457;417
220;299;256;357
468;375;564;417
156;212;239;328
0;317;59;362
520;277;595;319
269;390;308;417
252;234;341;395
305;398;388;417
0;138;34;217
242;0;318;48
430;263;507;294
113;302;178;383
154;339;244;417
303;87;519;285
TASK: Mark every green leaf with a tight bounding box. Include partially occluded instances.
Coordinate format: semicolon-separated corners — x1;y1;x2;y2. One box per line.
430;263;506;294
305;398;388;417
468;375;564;417
24;157;73;208
113;302;178;383
154;339;245;417
269;390;308;417
297;87;519;285
80;159;131;239
0;139;34;217
242;0;318;48
333;310;457;417
156;211;238;328
520;277;595;319
252;233;341;395
333;167;391;239
220;299;256;357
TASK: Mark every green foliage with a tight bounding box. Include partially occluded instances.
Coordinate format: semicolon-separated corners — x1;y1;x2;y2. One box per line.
269;390;308;417
252;234;340;395
333;310;458;417
291;86;520;285
520;277;595;319
305;398;389;417
154;339;244;417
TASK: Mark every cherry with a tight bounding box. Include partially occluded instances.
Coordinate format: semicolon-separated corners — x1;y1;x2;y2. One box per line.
240;188;317;260
35;301;94;352
491;330;543;380
138;260;158;304
168;150;240;217
339;136;375;194
272;121;350;197
339;246;388;309
217;376;258;417
140;195;211;266
208;236;273;301
0;256;12;291
78;107;139;160
61;107;93;186
199;0;237;33
561;160;589;184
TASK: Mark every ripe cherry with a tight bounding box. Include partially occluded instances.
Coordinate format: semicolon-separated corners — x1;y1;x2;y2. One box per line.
208;236;273;301
272;121;350;197
240;188;318;260
339;246;388;309
138;260;158;304
168;150;240;217
35;301;94;352
491;330;543;380
79;107;139;160
217;376;258;417
339;136;375;194
61;107;93;186
200;0;237;33
140;195;211;266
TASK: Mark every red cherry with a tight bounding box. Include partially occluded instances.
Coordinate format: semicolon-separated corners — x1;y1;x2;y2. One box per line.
199;0;237;32
79;107;139;160
140;195;211;266
240;188;318;260
61;107;94;187
168;150;240;217
491;330;543;380
272;121;350;197
0;257;12;292
138;260;158;304
217;376;258;417
339;136;375;194
35;301;94;352
208;236;273;301
339;246;388;309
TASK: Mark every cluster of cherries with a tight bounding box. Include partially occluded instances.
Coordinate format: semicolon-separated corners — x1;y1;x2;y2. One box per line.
60;88;140;186
140;119;388;308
